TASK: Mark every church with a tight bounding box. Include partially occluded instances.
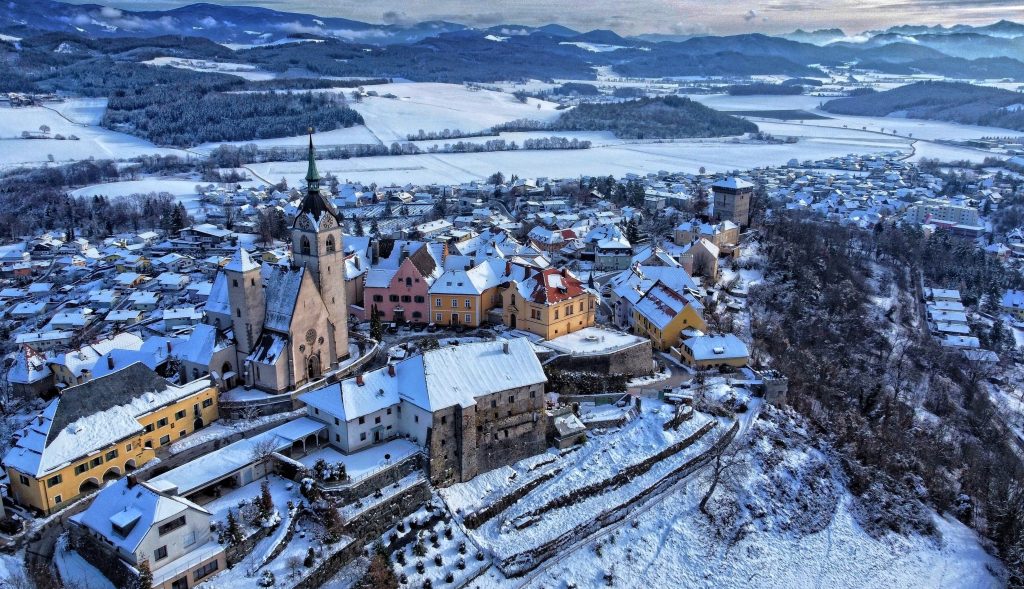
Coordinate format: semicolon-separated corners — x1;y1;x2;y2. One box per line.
199;135;350;393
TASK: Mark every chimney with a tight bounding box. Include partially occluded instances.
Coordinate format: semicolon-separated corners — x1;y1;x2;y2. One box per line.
106;354;114;370
388;363;396;377
502;341;510;354
371;240;380;265
356;374;364;386
560;268;567;277
166;340;172;353
354;255;361;270
504;261;511;276
399;244;409;264
126;474;137;489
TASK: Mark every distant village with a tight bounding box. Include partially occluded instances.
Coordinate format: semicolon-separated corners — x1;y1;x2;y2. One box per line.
0;138;1021;589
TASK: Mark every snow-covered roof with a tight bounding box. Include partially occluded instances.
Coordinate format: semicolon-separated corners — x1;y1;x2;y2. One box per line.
4;363;213;477
264;267;306;333
712;177;754;191
682;334;749;361
204;272;230;317
224;247;259;273
634;282;702;330
70;477;208;554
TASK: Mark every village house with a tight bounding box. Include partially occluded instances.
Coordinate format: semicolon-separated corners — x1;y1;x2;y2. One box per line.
631;281;707;351
300;338;548;486
70;476;225;589
677;333;750;369
502;267;597;338
3;363;218;514
362;240;443;324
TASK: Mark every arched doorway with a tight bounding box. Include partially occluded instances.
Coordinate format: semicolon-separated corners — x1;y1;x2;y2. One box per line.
221;361;234;388
125;460;137;472
102;467;121;482
509;314;517;329
79;478;100;493
194;417;204;430
307;354;321;380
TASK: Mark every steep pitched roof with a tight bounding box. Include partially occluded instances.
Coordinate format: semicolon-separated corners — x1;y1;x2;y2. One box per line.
263;266;306;333
515;268;588;305
224;247;259;273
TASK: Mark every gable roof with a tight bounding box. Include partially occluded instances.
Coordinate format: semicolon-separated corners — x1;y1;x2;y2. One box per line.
4;363;212;477
515;268;588;305
264;266;306;333
634;281;702;330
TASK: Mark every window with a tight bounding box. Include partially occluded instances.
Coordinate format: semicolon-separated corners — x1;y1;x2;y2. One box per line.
88;456;103;469
375;416;381;424
47;475;62;487
154;546;168;561
300;236;311;256
386;408;392;415
236;308;241;318
441;416;447;425
232;279;238;287
326;236;336;253
54;495;62;505
451;299;458;308
193;560;219;581
508;395;514;404
373;294;384;302
465;313;471;323
405;277;412;287
435;298;441;307
358;416;365;425
436;313;442;322
183;530;197;548
414;296;425;303
159;435;171;446
179;430;186;438
579;301;584;311
335;434;340;442
491;400;496;408
19;475;29;486
126;443;133;452
334;417;339;425
158;515;186;536
401;295;412;303
144;424;155;433
360;432;366;441
157;417;169;428
414;415;419;423
530;390;536;399
75;463;88;475
464;299;471;308
389;294;399;302
554;310;559;319
202;398;213;408
175;410;186;420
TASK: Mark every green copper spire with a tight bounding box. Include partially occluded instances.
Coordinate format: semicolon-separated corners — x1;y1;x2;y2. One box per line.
305;127;320;191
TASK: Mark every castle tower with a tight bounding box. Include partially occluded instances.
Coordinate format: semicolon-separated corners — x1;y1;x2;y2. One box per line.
224;247;265;356
291;131;349;365
711;177;753;228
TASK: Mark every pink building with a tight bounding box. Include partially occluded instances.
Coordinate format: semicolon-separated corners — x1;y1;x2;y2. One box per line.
363;241;443;324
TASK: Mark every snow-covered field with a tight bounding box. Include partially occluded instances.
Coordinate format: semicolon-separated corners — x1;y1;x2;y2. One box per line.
191;125;382;154
345;82;562;143
143;57;277;81
244;135;911;186
0;102;183;168
70;179;207;212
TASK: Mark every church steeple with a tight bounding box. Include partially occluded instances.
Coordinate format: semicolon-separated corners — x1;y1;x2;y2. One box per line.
305;128;320;193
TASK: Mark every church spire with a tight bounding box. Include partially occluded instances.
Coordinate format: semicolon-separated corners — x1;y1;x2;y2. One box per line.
305;128;320;192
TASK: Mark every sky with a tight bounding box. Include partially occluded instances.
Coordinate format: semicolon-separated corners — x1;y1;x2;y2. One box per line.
63;0;1024;36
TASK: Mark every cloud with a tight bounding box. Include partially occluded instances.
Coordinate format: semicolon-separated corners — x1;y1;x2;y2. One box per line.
669;22;712;36
199;16;218;28
99;6;122;18
743;9;758;21
381;10;412;26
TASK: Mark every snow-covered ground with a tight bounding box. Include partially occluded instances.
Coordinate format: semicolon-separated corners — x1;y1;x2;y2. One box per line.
191;125;382;154
70;179;208;212
345;82;562;143
0;102;184;168
473;406;1004;589
298;438;420;482
143;57;277;81
390;503;489;588
54;534;116;589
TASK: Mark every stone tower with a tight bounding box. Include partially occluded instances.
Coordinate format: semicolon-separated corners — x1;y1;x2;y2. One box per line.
224;247;265;356
711;177;753;228
291;132;350;365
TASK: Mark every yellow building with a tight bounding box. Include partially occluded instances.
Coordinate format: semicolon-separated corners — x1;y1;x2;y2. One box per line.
428;261;504;328
3;363;218;515
503;268;597;339
632;281;707;351
677;334;749;369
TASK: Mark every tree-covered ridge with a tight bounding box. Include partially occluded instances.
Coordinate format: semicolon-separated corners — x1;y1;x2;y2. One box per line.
549;96;758;139
822;81;1024;131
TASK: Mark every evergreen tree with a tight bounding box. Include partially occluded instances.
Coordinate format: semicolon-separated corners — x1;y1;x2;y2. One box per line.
370;305;384;341
354;217;365;237
136;559;154;589
225;509;243;547
258;479;274;521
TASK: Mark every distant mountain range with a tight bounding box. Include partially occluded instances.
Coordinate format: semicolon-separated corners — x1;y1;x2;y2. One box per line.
3;0;1024;83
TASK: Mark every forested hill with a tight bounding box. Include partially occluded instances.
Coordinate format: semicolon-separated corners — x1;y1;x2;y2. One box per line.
548;96;758;139
821;82;1024;131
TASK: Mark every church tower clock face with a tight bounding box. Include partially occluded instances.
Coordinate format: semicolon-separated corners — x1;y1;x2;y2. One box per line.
305;328;317;344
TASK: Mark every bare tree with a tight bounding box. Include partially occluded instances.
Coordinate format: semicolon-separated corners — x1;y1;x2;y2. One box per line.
699;445;742;517
249;435;277;466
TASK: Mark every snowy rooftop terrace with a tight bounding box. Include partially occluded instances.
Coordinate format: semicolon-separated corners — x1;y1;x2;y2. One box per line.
540;326;647;356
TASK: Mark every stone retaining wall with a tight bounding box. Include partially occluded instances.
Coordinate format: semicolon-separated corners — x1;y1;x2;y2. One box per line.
499;421;738;577
546;339;653;376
